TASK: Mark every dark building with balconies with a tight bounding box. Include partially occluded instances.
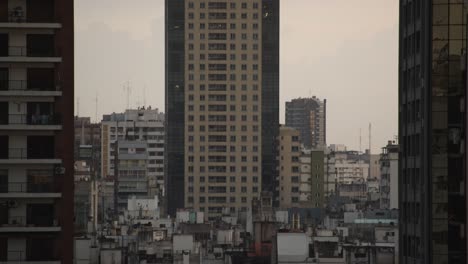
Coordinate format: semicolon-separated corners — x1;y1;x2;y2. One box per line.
0;0;74;263
399;1;467;263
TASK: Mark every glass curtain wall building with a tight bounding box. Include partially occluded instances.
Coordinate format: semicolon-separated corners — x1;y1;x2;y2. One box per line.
399;1;467;263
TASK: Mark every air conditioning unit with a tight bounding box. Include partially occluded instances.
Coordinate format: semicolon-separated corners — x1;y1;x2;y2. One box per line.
55;166;66;175
7;200;18;208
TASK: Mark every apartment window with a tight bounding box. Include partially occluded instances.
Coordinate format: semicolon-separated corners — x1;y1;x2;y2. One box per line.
253;13;258;19
188;13;194;19
200;33;205;39
188;23;194;29
242;34;247;40
253;44;258;50
200;23;205;29
230;54;236;60
292;197;299;203
230;84;236;91
230;197;236;203
241;54;247;60
230;13;236;19
200;43;205;50
242;3;247;9
230;33;236;40
200;2;205;8
230;3;236;8
188;64;194;70
241;13;247;19
188;2;194;8
253;3;259;9
230;44;236;50
230;187;236;193
200;197;205;203
230;23;236;29
241;64;247;70
242;197;247;203
189;54;194;60
230;176;236;182
242;23;247;29
253;187;258;193
241;187;247;193
200;13;205;19
241;176;247;183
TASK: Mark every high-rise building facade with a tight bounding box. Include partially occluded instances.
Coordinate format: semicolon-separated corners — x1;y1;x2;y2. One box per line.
166;0;279;217
285;97;326;149
0;0;74;262
399;1;467;263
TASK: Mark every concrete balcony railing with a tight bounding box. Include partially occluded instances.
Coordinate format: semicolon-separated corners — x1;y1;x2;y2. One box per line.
2;250;60;264
4;114;61;126
0;216;61;233
0;80;60;92
0;181;61;198
0;46;61;63
0;148;61;164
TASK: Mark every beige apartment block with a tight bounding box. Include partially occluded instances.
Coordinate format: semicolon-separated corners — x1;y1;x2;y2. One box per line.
183;0;265;218
278;126;301;209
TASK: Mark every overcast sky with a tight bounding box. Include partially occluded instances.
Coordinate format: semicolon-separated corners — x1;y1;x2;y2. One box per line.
75;0;398;153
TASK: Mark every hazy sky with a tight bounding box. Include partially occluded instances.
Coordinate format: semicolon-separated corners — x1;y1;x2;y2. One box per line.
75;0;398;153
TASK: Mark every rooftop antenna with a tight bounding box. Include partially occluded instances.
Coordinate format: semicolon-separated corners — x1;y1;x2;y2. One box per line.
143;85;147;107
123;81;131;110
369;123;372;155
76;97;80;117
359;128;362;154
95;93;98;123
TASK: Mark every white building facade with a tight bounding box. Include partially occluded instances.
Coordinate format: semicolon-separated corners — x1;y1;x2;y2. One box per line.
101;108;165;198
379;141;399;209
